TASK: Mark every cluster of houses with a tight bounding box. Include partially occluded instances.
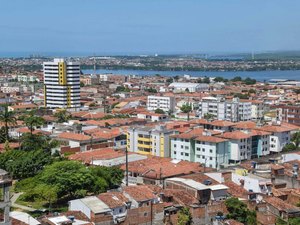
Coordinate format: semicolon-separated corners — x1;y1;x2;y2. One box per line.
2;70;300;224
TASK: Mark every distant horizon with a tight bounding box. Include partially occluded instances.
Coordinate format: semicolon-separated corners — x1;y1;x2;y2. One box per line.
1;49;300;58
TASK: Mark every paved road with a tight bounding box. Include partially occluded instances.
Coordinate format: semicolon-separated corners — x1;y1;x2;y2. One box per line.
10;192;36;212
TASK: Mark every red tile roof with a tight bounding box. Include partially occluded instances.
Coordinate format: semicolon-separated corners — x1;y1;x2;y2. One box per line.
58;132;91;141
98;192;129;208
218;131;253;140
68;148;128;164
120;156;206;179
123;185;156;202
264;196;300;212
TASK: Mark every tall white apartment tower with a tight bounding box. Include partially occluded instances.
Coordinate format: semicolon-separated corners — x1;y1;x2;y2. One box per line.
43;58;80;108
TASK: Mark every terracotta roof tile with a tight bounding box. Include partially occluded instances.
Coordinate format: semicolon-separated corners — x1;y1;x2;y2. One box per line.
98;192;129;208
123;185;156;202
58;132;91;141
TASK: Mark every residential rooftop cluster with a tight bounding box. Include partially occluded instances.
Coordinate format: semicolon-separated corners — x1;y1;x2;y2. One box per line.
1;59;300;224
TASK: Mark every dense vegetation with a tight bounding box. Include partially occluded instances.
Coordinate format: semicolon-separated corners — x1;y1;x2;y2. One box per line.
15;161;123;206
225;197;256;225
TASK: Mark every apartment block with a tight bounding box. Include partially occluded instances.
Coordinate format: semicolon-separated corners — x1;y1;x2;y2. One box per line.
275;105;300;126
43;58;80;109
170;132;229;169
147;95;175;112
198;97;252;122
127;125;174;157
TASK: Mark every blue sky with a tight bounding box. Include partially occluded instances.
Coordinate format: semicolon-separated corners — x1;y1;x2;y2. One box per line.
1;0;300;55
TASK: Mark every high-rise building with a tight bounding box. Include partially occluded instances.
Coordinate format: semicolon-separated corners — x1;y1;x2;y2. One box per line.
43;58;80;109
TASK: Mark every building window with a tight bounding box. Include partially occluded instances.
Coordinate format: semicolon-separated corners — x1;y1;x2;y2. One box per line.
185;146;189;150
181;152;184;156
174;144;177;148
185;153;189;156
181;145;183;149
209;149;213;153
174;151;177;155
210;157;212;160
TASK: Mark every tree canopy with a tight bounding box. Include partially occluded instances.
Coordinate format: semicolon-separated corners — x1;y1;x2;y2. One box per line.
225;197;256;225
24;115;45;135
155;108;165;114
54;110;71;123
292;131;300;148
16;161;123;204
0;149;54;179
177;207;193;225
180;103;192;113
0;105;17;141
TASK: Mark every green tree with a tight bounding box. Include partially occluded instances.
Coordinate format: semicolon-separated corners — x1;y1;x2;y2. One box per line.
231;76;242;82
0;126;6;143
16;161;114;202
173;76;179;81
180;103;192;121
54;110;71;123
80;81;85;87
203;113;215;121
178;207;192;225
166;77;173;83
202;77;210;84
292;131;300;148
35;184;58;210
244;77;256;85
282;143;296;152
116;86;130;92
91;166;124;189
225;197;256;225
145;87;158;93
3;140;12;152
0;149;53;179
180;104;192;113
155;108;165;114
0;105;17;141
24;115;45;135
276;217;300;225
214;77;228;82
21;133;59;152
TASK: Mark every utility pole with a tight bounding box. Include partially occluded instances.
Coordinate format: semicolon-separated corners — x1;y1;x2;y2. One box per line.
125;146;129;186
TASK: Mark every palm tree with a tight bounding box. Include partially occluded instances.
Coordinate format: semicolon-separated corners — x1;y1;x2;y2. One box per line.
24;115;45;135
0;105;17;141
180;103;192;121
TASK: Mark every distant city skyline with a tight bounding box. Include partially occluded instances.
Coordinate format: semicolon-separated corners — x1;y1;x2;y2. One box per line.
1;0;300;55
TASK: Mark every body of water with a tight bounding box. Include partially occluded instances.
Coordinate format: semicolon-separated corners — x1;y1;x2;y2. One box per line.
82;69;300;81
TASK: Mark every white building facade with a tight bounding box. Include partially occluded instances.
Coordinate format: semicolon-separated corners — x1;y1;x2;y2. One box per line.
169;82;209;93
170;133;229;169
147;95;175;112
43;58;80;108
198;97;252;122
